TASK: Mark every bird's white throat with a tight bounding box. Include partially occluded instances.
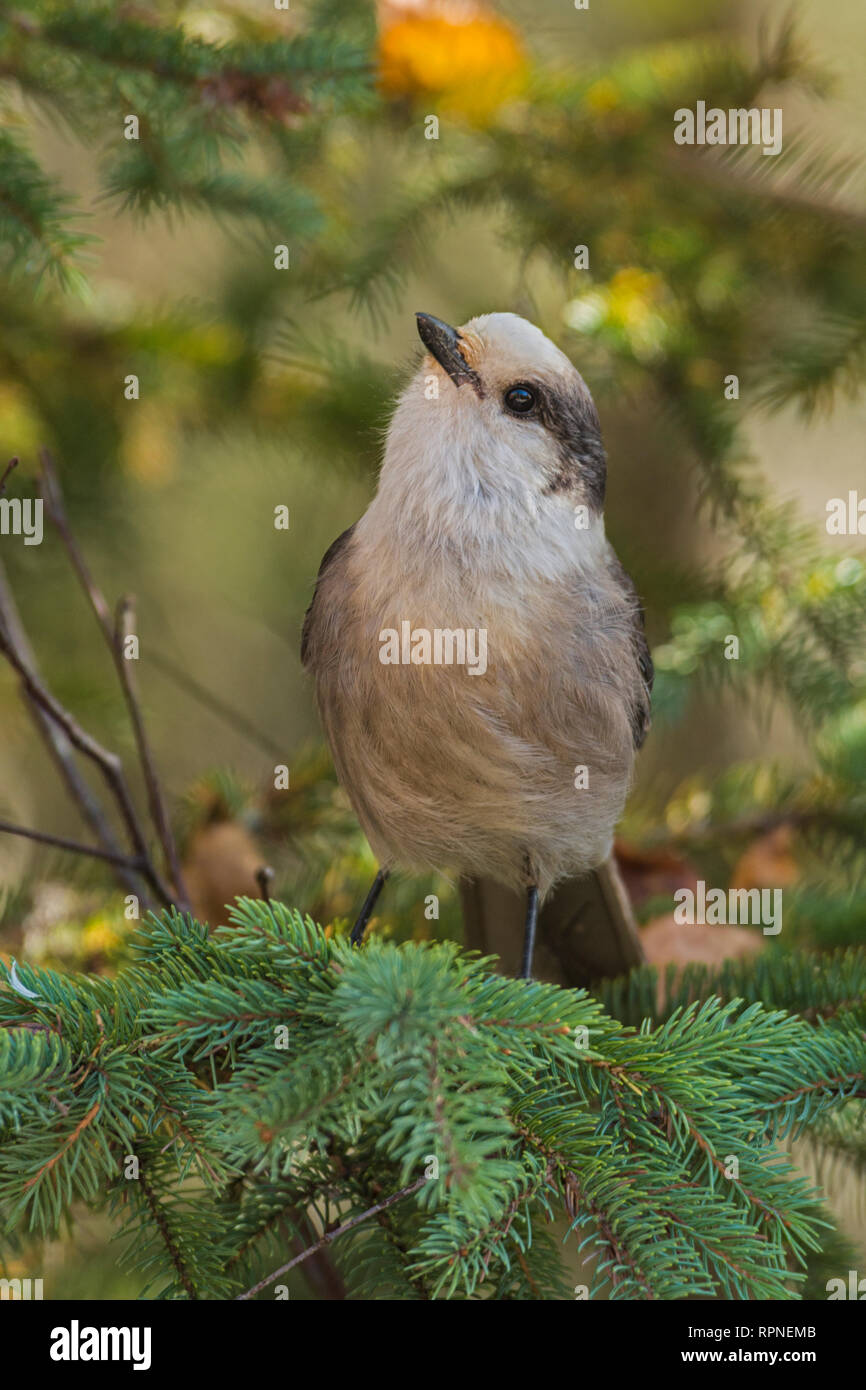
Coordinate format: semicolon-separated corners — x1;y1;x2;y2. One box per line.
357;376;607;586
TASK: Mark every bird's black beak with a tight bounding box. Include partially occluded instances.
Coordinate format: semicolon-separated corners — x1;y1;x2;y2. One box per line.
415;312;482;392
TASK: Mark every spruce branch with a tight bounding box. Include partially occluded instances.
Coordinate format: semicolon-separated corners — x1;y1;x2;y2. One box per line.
137;1165;199;1302
22;1098;101;1196
0;130;94;287
3;906;863;1298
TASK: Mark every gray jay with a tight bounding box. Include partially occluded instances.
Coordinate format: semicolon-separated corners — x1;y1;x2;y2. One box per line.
301;311;652;978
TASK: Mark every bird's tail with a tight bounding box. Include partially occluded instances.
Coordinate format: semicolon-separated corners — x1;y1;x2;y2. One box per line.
459;854;644;987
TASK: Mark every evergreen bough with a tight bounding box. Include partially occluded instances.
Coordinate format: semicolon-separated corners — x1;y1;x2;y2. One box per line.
2;899;864;1300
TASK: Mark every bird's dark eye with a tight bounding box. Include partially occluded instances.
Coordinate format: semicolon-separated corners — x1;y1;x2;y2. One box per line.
504;385;536;415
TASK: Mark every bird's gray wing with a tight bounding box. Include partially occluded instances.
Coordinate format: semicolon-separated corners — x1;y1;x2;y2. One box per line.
461;550;653;985
300;523;356;668
606;547;653;750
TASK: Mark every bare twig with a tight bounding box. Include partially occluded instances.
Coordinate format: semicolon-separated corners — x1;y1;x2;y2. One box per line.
115;593;189;908
0;817;149;872
0;558;149;903
38;448;189;909
0;457;18;494
236;1177;426;1300
0;626;175;907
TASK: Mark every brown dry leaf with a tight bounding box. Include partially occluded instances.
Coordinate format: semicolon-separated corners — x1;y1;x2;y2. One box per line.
183;821;265;929
641;912;764;1010
642;914;764;969
613;839;700;910
730;824;799;891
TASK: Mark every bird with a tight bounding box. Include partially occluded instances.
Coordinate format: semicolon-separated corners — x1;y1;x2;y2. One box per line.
301;310;653;979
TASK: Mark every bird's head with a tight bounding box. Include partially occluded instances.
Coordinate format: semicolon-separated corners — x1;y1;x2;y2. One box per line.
377;312;607;554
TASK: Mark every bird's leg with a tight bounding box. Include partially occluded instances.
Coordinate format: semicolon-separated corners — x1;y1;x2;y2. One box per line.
350;867;389;946
520;883;540;980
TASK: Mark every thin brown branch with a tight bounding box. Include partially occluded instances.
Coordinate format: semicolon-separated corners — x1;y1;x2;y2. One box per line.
221;1167;347;1300
236;1177;426;1300
0;557;149;903
760;1074;866;1109
138;1165;198;1300
335;1145;431;1299
0;817;150;871
37;448;188;909
114;593;188;908
284;1208;349;1302
0;457;19;494
0;625;175;907
23;1099;101;1192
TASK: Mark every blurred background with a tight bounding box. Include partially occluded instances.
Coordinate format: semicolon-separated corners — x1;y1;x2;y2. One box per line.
0;0;864;1295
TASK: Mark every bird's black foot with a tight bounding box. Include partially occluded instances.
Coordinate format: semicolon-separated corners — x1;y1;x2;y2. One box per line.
350;868;389;946
520;883;539;980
